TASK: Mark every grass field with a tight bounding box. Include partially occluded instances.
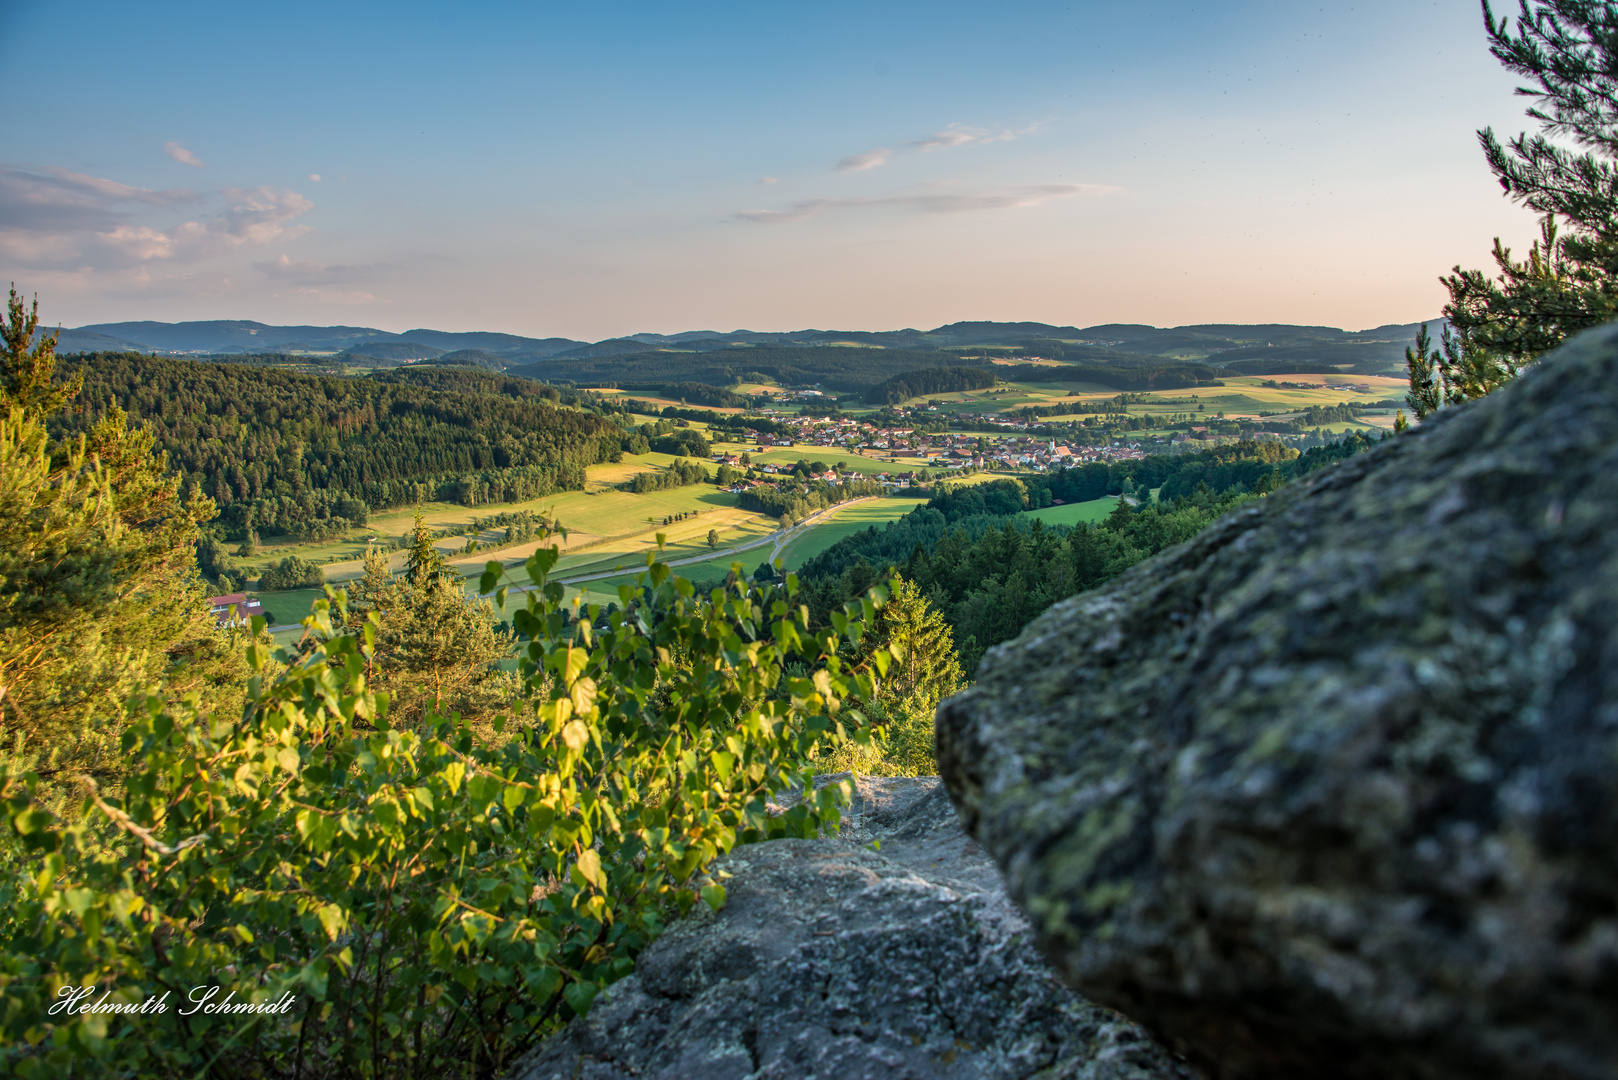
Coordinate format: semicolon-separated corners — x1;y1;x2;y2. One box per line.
250;587;326;627
775;496;924;569
237;451;717;577
1024;497;1118;527
562;495;925;604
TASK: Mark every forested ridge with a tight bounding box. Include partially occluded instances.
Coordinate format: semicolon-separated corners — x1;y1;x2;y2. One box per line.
50;352;626;539
516;345;991;394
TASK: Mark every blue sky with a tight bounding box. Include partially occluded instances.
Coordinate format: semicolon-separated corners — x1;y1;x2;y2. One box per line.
1;0;1543;338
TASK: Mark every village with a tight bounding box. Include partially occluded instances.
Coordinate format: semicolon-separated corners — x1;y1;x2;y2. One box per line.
707;409;1147;495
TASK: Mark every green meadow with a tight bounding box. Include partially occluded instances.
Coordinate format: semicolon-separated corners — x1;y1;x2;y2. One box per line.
775;496;925;569
1024;497;1119;527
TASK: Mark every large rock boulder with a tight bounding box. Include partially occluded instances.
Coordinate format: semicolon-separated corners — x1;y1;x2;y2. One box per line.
510;776;1192;1080
936;327;1618;1080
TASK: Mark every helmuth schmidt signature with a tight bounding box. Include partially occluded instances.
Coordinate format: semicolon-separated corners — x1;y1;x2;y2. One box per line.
49;985;298;1018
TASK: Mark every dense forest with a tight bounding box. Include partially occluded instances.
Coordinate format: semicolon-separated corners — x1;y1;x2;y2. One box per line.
865;366;998;404
51;353;628;539
794;433;1382;671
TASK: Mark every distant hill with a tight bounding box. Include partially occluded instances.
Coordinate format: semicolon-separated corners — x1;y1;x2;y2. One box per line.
59;320;588;359
75;320;396;354
46;316;1435;378
52;328;155;353
395;328;584;360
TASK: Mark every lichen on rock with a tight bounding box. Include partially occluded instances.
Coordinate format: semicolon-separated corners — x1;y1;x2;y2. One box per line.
937;326;1618;1079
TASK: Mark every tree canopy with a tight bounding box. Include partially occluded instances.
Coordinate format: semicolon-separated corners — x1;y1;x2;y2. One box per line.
1409;0;1618;416
0;290;241;785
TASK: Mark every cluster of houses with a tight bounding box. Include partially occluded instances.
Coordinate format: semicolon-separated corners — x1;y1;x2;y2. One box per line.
976;437;1147;470
707;412;1148;497
719;409;1153;467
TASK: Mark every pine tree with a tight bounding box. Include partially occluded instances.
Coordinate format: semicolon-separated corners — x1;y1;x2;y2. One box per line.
837;577;966;775
878;578;966;707
345;526;517;733
0;289;242;783
1409;1;1618;417
0;287;80;417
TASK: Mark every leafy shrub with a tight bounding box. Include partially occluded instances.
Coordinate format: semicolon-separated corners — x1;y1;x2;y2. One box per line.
257;555;325;591
1;544;890;1078
648;429;709;458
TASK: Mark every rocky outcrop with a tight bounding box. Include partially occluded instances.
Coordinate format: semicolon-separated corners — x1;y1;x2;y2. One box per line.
936;326;1618;1079
510;776;1192;1080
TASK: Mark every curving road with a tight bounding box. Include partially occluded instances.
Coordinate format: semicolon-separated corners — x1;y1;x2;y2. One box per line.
553;495;876;587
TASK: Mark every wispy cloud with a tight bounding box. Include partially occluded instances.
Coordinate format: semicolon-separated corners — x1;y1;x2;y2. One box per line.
834;123;1037;172
0;165;196;230
758;176;779;185
736;182;1114;224
835;148;893;172
0;164;313;272
308;173;322;182
164;141;206;168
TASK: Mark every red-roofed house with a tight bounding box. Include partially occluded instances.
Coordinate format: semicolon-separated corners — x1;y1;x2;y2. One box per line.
208;593;265;627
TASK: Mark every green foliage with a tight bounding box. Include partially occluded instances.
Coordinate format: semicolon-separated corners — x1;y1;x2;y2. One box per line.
622;460;709;494
827;578;964;776
343;523;516;732
735;475;887;520
257;556;325;592
627;403;790;439
1410;2;1618;416
635;382;750;409
1;289;82;416
0;293;241;784
0;542;891;1078
646;429;710;459
798;436;1383;674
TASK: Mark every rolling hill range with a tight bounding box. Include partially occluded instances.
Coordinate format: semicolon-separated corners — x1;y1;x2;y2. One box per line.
44;317;1438;382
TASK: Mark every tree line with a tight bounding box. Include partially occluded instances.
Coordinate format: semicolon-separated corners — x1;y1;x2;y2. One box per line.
864;366;997;404
49;352;628;539
795;433;1384;672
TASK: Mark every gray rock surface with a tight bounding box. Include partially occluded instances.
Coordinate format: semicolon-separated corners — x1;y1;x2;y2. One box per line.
510;776;1192;1080
936;326;1618;1080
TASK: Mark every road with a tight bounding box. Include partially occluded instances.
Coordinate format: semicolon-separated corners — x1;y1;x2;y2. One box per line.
546;496;877;589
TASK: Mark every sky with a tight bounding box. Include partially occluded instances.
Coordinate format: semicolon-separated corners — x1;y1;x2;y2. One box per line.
0;0;1548;339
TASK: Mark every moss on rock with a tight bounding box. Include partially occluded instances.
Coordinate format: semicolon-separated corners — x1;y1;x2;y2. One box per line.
938;325;1618;1080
